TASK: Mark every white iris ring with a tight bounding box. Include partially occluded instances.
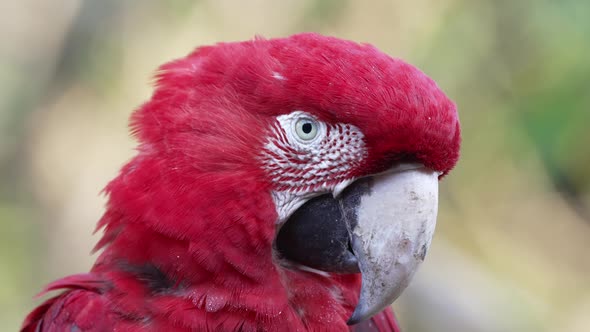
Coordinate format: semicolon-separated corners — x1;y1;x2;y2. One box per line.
295;118;319;141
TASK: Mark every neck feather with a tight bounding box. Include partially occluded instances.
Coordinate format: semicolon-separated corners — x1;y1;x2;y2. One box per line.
89;155;360;329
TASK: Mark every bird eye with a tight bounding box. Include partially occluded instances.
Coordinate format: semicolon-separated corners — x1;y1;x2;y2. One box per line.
295;118;319;141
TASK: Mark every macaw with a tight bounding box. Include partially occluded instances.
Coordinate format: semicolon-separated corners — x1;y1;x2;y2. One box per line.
22;33;460;331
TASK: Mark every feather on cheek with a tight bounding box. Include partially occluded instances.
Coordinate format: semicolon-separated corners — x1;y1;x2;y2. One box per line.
261;112;366;189
259;111;368;222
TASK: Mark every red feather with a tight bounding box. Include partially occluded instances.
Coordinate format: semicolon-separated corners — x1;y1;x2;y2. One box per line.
23;33;459;331
350;307;401;332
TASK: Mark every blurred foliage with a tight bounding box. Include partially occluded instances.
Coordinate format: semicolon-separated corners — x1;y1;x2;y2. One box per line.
1;0;589;331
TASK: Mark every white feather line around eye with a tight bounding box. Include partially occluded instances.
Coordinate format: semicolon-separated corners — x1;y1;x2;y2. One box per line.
276;111;327;148
260;110;369;222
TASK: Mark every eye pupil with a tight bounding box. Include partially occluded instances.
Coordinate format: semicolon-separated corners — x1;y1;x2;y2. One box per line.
302;123;313;134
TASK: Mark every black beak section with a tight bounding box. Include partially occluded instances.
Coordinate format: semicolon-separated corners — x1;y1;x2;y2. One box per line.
276;178;371;274
275;165;440;325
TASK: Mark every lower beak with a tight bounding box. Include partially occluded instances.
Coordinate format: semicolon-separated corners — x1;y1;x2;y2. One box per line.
275;164;439;325
347;166;439;324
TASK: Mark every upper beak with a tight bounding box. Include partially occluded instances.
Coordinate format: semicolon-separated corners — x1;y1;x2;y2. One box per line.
275;163;439;325
346;165;439;324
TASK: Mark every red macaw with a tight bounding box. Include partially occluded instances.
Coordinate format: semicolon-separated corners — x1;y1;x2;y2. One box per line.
22;33;460;331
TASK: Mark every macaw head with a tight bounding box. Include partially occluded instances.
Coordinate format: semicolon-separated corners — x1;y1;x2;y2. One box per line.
101;33;460;326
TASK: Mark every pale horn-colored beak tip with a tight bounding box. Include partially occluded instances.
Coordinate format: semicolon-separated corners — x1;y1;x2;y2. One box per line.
347;166;439;324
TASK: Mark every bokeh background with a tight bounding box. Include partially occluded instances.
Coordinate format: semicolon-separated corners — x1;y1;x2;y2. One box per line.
2;0;589;331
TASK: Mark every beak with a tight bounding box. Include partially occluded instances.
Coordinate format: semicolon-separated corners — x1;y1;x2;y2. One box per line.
275;164;439;324
346;165;439;324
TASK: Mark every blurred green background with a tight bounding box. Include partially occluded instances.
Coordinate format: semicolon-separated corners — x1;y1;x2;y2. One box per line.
1;1;589;331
